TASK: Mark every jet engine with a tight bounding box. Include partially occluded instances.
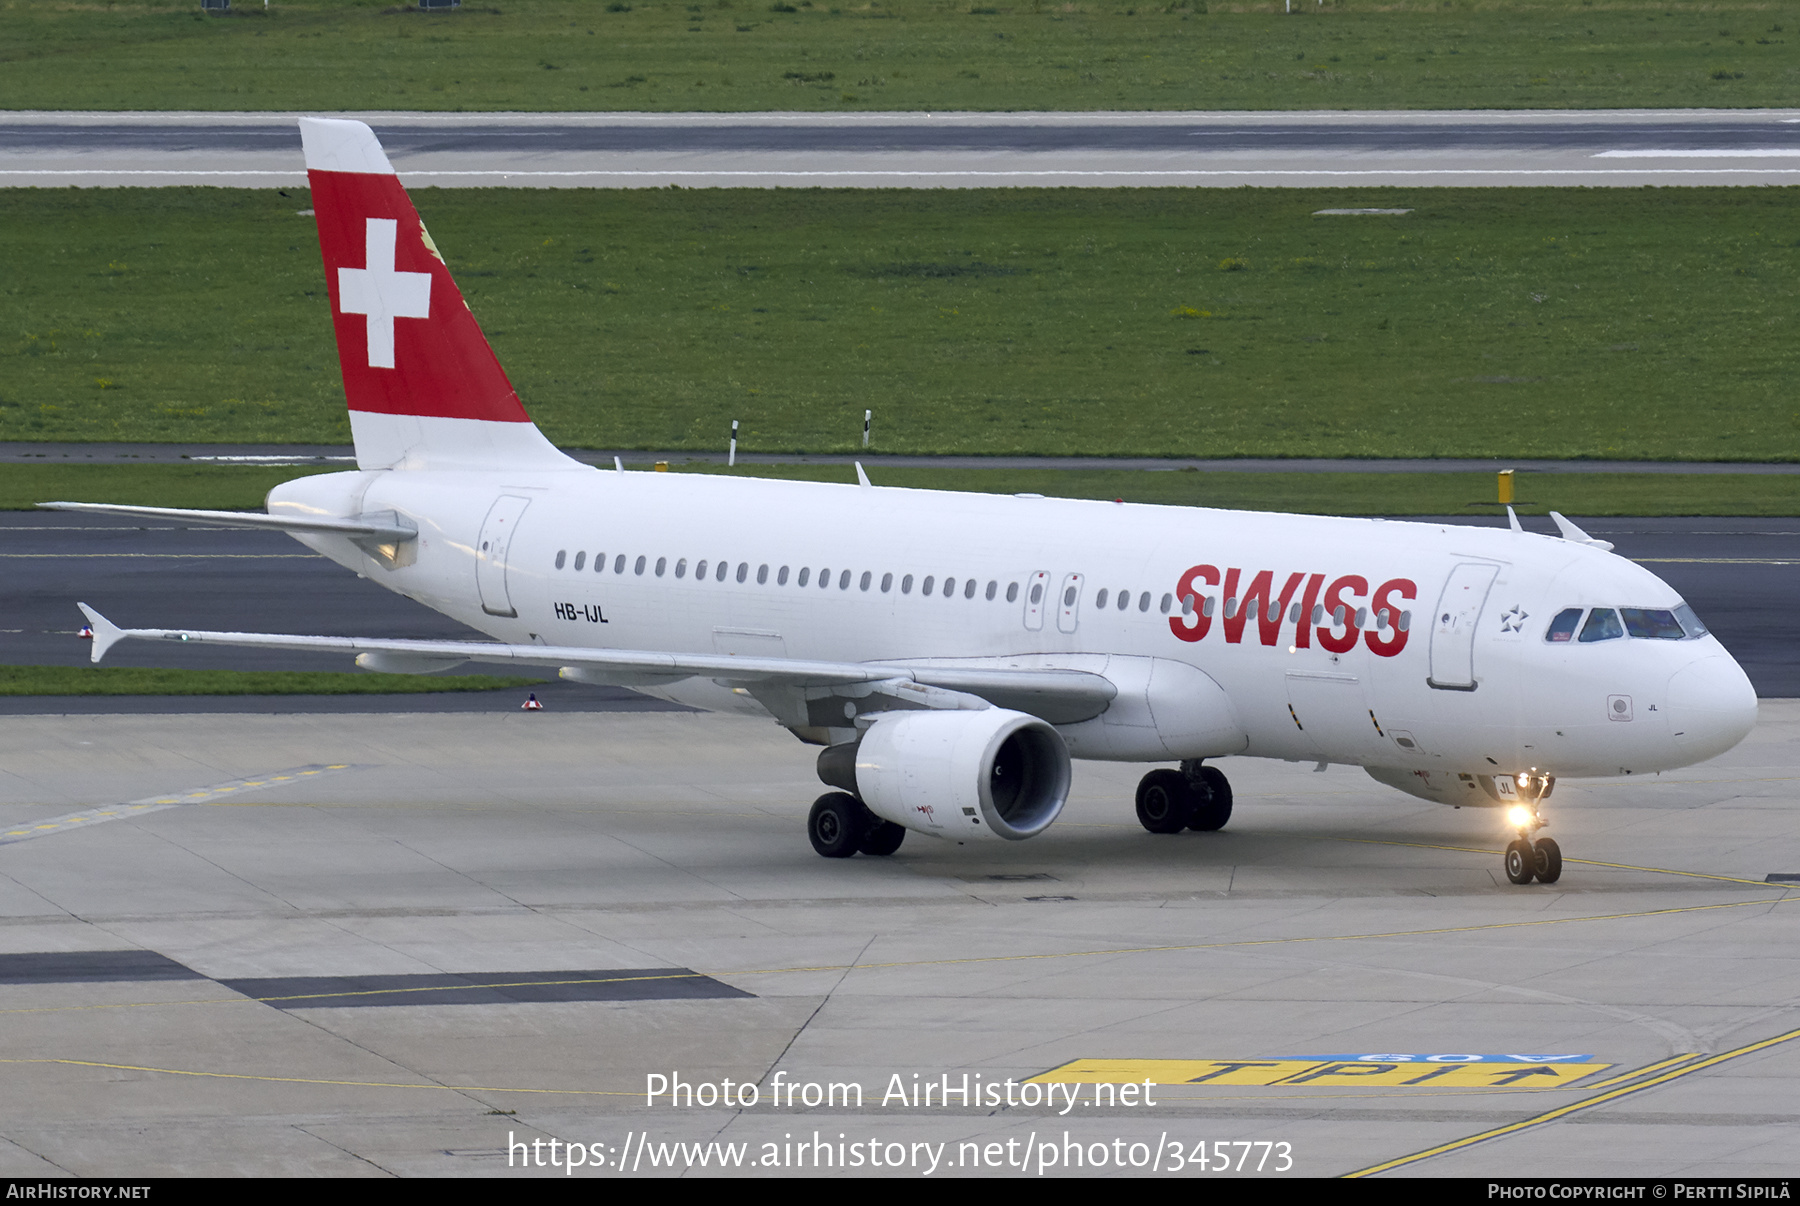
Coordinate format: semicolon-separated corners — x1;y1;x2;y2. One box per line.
819;709;1071;842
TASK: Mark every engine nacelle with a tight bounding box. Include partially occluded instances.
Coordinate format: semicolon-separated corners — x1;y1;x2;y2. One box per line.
848;708;1071;842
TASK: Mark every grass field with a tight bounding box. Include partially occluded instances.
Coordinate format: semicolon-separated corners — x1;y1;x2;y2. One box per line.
0;665;543;695
4;186;1796;460
2;0;1796;112
12;461;1800;516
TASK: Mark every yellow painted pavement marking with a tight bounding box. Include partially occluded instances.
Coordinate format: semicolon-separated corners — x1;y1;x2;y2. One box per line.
0;764;355;847
1030;1058;1610;1089
1632;557;1800;565
1346;1025;1800;1177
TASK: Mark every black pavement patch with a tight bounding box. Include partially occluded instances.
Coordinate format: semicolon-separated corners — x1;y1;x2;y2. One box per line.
0;950;205;984
218;967;753;1010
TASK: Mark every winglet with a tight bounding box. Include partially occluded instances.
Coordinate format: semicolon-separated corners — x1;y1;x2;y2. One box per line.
77;603;127;664
855;462;872;489
1548;511;1615;552
1506;505;1522;533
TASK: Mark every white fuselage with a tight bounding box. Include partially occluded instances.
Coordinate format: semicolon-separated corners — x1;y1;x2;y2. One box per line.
272;465;1758;802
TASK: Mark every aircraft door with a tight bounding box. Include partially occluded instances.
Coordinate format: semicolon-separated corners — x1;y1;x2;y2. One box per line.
1023;570;1050;631
476;494;531;618
1056;572;1085;634
1427;561;1500;691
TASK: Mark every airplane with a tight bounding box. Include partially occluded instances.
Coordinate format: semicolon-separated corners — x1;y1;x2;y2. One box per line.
49;118;1759;885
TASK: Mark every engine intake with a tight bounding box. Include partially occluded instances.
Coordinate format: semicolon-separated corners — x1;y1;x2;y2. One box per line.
822;708;1071;841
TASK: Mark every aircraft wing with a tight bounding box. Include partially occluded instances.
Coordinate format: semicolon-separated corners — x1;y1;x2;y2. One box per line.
75;605;1117;725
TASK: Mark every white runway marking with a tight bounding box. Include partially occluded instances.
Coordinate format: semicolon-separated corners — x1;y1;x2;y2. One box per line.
0;763;355;846
1597;148;1800;158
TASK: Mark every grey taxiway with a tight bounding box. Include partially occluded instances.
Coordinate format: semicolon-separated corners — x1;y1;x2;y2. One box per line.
7;108;1800;188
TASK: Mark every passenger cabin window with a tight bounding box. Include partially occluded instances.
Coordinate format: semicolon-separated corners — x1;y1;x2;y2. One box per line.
695;559;708;580
798;567;810;587
574;551;586;571
882;573;894;593
595;553;606;573
901;574;913;595
635;555;647;576
555;550;566;570
1006;582;1019;603
675;558;687;579
716;561;728;582
656;557;667;577
1579;608;1624;643
614;555;626;574
986;581;997;601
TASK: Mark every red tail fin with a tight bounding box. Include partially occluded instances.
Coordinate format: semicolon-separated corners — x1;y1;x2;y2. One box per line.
300;118;574;471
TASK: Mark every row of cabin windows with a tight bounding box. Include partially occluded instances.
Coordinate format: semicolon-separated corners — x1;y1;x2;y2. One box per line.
1172;590;1412;632
547;549;1415;630
550;549;1187;614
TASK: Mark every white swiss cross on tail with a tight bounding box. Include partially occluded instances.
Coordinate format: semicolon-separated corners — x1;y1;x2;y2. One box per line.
337;218;431;370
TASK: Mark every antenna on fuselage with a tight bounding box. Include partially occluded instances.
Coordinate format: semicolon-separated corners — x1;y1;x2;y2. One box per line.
1506;505;1522;532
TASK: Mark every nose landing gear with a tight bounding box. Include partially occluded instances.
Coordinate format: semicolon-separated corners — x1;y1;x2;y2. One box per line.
1501;798;1562;885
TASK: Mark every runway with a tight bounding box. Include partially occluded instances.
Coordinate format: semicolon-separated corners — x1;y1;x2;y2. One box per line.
8;109;1800;187
7;512;1799;698
0;706;1794;1176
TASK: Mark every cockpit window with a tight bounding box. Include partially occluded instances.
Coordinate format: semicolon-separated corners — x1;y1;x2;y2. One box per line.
1621;607;1685;640
1544;608;1582;643
1674;603;1709;639
1578;608;1624;643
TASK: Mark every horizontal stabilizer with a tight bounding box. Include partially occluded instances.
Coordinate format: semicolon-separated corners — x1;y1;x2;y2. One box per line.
74;607;1118;722
40;502;417;543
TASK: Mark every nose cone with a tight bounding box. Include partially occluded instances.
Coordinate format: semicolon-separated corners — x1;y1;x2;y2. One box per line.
1666;654;1758;763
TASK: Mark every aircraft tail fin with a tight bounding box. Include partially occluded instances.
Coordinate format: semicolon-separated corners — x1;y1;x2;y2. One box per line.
299;118;578;473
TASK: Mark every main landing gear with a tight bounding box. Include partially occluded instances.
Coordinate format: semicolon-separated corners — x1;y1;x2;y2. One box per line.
807;792;906;859
1135;760;1233;835
1501;801;1562;885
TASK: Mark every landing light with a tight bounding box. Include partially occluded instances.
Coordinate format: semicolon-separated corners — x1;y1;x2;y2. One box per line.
1505;804;1535;829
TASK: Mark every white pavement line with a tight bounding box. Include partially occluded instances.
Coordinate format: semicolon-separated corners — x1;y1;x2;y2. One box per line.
0;763;357;846
1597;149;1800;158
